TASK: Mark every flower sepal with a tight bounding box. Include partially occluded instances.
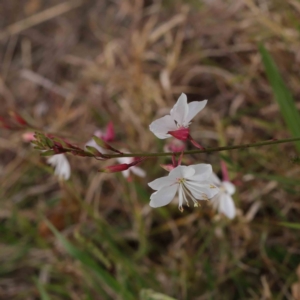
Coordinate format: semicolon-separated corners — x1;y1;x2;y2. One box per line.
168;128;189;141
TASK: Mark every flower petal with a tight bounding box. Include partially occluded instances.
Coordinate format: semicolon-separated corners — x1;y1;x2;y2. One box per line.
122;170;130;178
130;166;146;177
190;164;212;181
209;172;222;185
184;100;207;126
170;93;189;126
169;165;195;179
47;154;71;180
148;176;175;190
149;115;177;139
219;194;236;219
185;181;219;199
222;181;236;195
149;184;178;208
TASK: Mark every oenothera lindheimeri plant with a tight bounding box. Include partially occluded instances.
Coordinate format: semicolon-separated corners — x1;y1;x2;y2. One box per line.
3;93;300;217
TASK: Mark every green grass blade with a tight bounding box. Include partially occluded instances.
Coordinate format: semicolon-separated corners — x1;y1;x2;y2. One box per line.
278;222;300;229
45;220;135;300
259;44;300;151
34;278;51;300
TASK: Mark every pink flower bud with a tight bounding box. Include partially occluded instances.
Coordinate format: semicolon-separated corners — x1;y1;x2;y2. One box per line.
22;132;36;142
103;163;130;173
102;121;115;142
168;128;189;141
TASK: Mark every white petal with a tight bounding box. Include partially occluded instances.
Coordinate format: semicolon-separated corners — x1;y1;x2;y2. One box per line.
122;170;130;178
184;100;207;126
222;181;236;195
148;176;175;190
149;115;177;139
219;194;236;219
117;156;133;164
169;165;194;179
47;154;71;180
190;164;212;181
149;184;178;208
130;166;146;177
185;181;219;199
170;93;189;126
209;172;222;186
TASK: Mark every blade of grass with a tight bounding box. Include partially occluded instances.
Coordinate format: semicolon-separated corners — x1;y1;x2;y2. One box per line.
259;44;300;151
45;219;135;300
33;278;51;300
278;222;300;230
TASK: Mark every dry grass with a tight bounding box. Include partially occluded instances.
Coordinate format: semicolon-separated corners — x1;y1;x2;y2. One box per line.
1;0;300;299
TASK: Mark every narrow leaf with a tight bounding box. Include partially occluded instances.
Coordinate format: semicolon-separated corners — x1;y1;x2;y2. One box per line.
34;278;51;300
259;44;300;151
93;136;123;154
45;220;135;300
40;150;56;157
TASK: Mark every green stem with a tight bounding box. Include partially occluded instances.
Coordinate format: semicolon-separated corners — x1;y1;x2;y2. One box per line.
105;137;300;158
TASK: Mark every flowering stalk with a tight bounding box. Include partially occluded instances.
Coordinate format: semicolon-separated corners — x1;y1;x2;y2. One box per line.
30;134;300;160
103;137;300;158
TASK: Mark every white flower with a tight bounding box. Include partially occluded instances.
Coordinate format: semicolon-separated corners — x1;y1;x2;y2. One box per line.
149;93;207;140
210;173;236;219
47;154;71;180
148;164;219;211
117;156;146;178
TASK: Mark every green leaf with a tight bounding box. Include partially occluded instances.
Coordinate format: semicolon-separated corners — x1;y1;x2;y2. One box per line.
278;222;300;230
33;278;51;300
259;44;300;152
45;220;135;300
140;289;178;300
40;150;56;156
85;145;101;156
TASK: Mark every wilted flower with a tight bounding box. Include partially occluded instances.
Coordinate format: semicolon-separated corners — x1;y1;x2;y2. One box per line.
210;173;236;219
149;93;207;141
47;154;71;180
148;164;219;211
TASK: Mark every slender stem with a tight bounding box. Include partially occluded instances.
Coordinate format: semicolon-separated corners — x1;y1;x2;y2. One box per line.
104;137;300;158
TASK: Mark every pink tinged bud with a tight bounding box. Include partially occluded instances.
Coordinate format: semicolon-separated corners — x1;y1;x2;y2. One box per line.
22;132;36;142
160;164;175;172
102;121;115;142
168;128;189;141
221;160;229;182
102;163;130;173
99;157;144;173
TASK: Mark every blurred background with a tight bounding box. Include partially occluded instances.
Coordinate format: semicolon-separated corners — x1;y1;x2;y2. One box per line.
1;0;300;299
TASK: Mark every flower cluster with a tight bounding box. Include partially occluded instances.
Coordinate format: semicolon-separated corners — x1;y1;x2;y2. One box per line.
147;93;236;215
17;93;237;218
